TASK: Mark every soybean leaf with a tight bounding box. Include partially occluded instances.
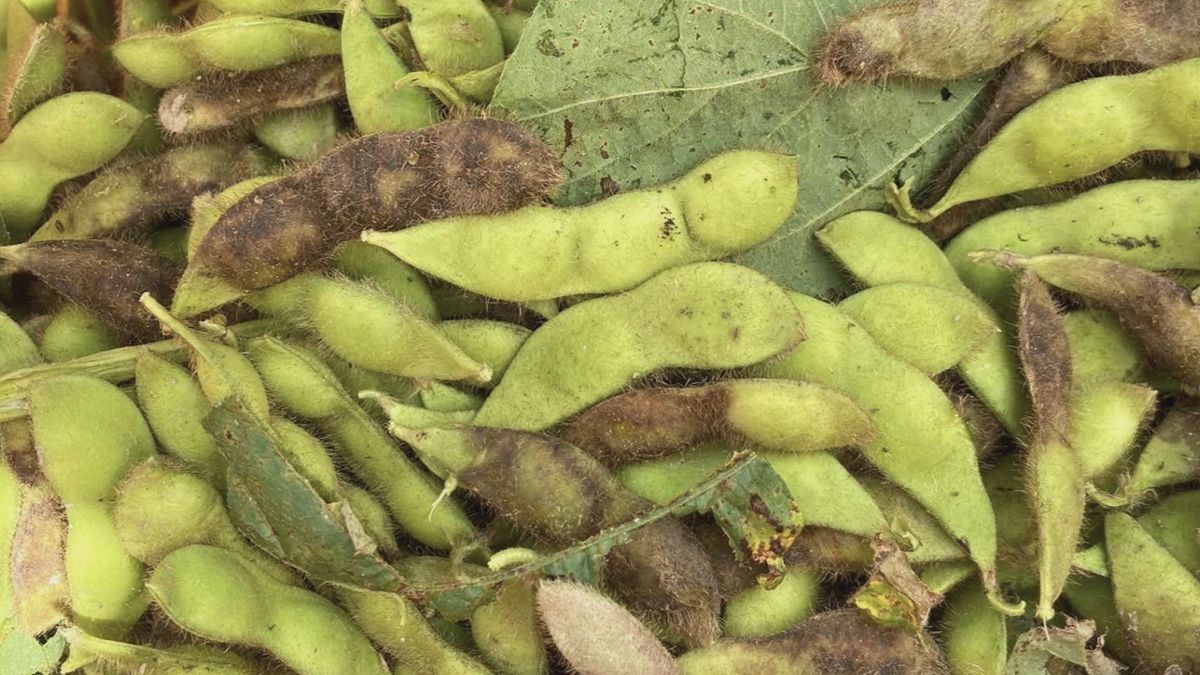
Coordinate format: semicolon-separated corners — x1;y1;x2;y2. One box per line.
1005;619;1122;675
492;0;988;295
0;629;64;675
397;452;796;620
204;400;402;589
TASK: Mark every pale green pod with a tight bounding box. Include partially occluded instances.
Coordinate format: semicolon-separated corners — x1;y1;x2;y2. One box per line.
0;310;40;374
759;293;1014;613
142;295;272;423
1070;381;1156;482
616;445;887;539
343;484;399;557
60;628;260;675
148;545;389;675
1106;512;1200;673
65;502;150;639
30;375;155;503
892;58;1200;222
112;15;341;88
364;151;798;303
942;581;1006;675
33;143;271;242
1138;490;1200;579
474;262;803;431
252;104;339;161
341;0;438;134
1027;439;1084;621
135;352;224;482
1;20;67;134
339;588;491;675
420;381;484;412
838;283;996;376
0;453;19;633
370;393;475;428
247;337;477;550
919;561;975;596
270;417;341;502
722;566;821;638
1064;310;1144;385
472;578;549;675
0;93;144;238
860;477;967;565
37;304;122;362
331;240;439;321
440;320;530;386
946;180;1200;310
1128;399;1200;494
486;5;528;53
817;211;1028;437
307;275;492;384
403;0;504;78
111;459;297;584
206;0;402;16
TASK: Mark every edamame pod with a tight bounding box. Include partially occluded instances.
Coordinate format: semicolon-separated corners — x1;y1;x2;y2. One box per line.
1128;399;1200;494
364;151;798;302
342;0;438;134
942;581;1006;675
563;379;873;466
475;262;804;431
36;304;121;362
252;104;339;161
0;20;66;134
135;352;224;482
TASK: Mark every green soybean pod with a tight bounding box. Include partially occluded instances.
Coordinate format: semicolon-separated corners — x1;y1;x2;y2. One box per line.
112;459;298;584
1064;310;1145;385
135;352;224;483
1138;490;1200;578
471;578;549;675
112;15;342;88
207;0;403;16
439;320;529;387
722;566;821;638
860;478;967;565
758;293;1017;614
270;417;341;502
342;0;437;134
1106;512;1200;673
1128;399;1200;494
817;211;1028;437
615;445;887;540
890;58;1200;222
946;180;1200;310
942;581;1006;675
0;20;67;134
342;484;399;557
64;501;150;639
306;275;493;385
420;381;484;412
365;151;798;303
338;588;491;675
252;105;339;161
148;545;389;675
403;0;504;78
0;93;144;239
37;304;122;363
486;5;528;53
0;310;40;374
247;336;478;550
332;241;439;321
838;283;996;376
1061;576;1133;663
60;627;261;675
116;0;174;152
30;375;155;502
474;262;803;431
1071;380;1156;482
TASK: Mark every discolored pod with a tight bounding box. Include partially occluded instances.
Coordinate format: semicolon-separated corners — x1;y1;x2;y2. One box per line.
676;608;947;674
563;379;873;466
475;262;804;432
0;240;178;341
1040;0;1200;66
179;118;560;311
394;424;722;648
31;143;271;241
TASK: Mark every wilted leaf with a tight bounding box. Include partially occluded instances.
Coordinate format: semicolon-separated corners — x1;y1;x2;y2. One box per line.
852;536;943;633
393;453;793;620
1005;619;1122;675
493;0;988;294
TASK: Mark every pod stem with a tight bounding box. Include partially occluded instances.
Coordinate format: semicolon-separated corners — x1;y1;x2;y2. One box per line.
884;180;935;224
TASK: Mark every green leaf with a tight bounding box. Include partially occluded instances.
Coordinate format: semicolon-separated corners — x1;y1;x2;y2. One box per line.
390;453;796;621
203;401;401;590
0;628;64;675
492;0;987;294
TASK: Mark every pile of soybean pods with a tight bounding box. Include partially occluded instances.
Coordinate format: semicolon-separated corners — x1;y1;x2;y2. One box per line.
0;0;1199;673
